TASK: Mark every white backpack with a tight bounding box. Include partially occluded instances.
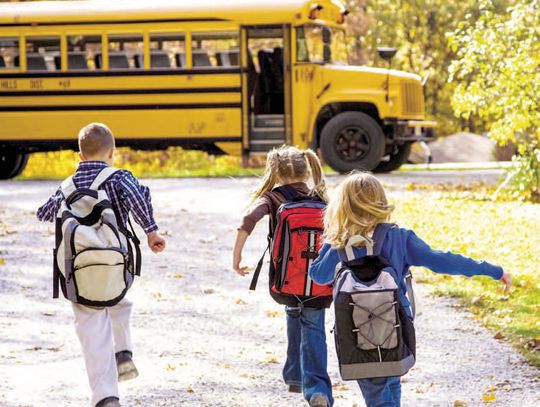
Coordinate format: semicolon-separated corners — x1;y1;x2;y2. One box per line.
53;167;141;307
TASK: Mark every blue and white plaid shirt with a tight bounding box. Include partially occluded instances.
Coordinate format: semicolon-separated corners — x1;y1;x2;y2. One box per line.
37;161;158;234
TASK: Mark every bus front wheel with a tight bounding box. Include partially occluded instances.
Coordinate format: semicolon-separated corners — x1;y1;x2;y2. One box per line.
320;112;385;173
0;153;29;180
373;142;412;173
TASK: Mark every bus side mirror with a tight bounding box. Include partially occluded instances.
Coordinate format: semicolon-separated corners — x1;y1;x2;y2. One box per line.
377;47;397;63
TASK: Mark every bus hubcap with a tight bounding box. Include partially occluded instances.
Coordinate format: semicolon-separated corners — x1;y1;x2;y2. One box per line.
336;127;370;161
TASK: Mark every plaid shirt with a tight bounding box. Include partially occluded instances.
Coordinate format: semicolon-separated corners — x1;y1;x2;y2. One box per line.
37;161;158;234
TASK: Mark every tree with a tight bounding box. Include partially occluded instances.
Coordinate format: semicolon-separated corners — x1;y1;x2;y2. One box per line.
448;0;540;201
354;0;508;136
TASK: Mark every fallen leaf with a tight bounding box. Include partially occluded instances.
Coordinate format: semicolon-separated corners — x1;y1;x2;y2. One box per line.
261;356;278;364
203;288;215;294
186;385;194;393
454;400;468;407
235;299;246;305
482;392;496;403
165;363;176;371
223;364;230;369
493;332;505;340
0;259;5;266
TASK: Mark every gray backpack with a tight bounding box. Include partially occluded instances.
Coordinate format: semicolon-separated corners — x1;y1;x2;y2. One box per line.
53;167;141;307
333;223;416;380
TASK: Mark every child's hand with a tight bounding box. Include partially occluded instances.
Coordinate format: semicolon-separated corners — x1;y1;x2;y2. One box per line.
147;231;166;253
233;254;250;276
500;270;512;294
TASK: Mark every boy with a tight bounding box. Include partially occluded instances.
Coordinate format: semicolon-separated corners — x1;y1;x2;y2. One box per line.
37;123;166;407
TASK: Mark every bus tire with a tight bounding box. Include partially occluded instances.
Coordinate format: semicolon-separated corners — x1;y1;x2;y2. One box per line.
0;153;28;180
373;142;412;173
320;111;385;173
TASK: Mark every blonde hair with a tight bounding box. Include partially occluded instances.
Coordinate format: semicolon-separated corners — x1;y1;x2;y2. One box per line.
78;122;115;158
252;146;329;202
324;172;394;248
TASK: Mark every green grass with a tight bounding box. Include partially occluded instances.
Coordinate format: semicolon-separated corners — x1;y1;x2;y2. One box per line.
391;193;540;367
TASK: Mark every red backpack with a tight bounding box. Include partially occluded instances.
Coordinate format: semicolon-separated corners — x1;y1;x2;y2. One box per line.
249;185;333;308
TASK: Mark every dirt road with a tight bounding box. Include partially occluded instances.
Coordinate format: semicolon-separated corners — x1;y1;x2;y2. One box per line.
0;173;538;406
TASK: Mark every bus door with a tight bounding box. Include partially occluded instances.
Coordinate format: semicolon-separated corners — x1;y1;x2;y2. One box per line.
241;25;292;154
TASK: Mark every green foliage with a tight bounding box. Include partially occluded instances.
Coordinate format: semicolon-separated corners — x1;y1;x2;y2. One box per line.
19;148;264;180
360;0;487;136
448;0;540;201
392;193;540;366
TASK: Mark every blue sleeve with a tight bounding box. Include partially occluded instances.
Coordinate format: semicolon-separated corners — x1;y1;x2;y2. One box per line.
309;243;342;285
404;230;504;280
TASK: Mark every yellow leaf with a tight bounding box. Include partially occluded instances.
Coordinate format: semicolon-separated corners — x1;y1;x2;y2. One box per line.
0;259;5;265
261;356;278;364
235;299;246;305
454;400;468;407
223;364;230;369
482;392;496;403
165;363;176;371
186;385;194;393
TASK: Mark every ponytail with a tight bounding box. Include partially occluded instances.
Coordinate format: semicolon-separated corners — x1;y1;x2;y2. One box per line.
304;149;329;203
251;149;280;202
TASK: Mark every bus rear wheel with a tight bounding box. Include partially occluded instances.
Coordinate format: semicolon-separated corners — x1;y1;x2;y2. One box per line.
373;142;412;173
0;153;29;180
320;112;385;173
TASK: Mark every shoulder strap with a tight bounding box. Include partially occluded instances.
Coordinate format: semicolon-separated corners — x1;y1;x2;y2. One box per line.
342;235;373;261
273;185;299;202
372;222;396;255
60;175;77;198
89;167;120;190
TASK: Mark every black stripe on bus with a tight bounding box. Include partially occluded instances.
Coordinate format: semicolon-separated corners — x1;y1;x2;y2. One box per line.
0;67;244;79
0;103;241;112
0;87;242;97
0;137;242;144
0;18;229;28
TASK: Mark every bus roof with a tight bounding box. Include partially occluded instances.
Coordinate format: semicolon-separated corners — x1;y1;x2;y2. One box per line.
0;0;347;27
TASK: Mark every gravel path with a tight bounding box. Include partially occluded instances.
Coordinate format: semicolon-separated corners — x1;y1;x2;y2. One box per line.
0;174;538;407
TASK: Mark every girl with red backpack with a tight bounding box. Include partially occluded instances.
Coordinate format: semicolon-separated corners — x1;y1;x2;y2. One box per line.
232;146;333;407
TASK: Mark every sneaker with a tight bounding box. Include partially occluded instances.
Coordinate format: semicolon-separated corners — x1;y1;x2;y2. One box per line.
116;350;139;382
309;393;328;407
288;384;302;393
95;397;121;407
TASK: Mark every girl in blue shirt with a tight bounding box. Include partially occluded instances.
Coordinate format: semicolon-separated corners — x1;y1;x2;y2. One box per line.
309;172;511;407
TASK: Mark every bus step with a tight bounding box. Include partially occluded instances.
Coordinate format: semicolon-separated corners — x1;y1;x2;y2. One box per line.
249;139;285;152
254;115;284;128
250;129;285;141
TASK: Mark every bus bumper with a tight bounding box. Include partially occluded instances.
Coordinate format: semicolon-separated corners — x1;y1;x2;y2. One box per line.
391;120;437;142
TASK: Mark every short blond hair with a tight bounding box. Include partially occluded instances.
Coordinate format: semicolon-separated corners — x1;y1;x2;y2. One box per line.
78;123;115;158
324;172;394;248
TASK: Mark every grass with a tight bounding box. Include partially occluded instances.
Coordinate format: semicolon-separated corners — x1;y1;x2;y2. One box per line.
391;192;540;367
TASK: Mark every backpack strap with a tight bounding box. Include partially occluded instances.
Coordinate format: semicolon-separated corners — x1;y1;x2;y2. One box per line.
89;167;119;190
60;175;77;199
372;222;396;255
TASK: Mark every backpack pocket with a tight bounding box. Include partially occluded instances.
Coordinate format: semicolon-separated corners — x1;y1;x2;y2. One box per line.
72;248;127;303
350;290;399;351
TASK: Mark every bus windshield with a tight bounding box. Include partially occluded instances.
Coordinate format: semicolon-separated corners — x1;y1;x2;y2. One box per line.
296;25;348;65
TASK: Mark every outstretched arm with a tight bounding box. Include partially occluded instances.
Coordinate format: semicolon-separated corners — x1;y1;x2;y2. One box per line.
36;188;63;222
404;230;511;291
232;229;250;276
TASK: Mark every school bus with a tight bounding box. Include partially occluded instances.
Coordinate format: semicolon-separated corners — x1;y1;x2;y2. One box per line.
0;0;435;179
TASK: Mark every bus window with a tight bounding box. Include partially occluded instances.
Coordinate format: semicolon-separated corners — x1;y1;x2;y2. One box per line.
192;32;239;67
22;37;60;71
302;25;324;63
107;34;144;69
67;35;102;70
149;33;185;69
0;38;18;70
330;28;348;65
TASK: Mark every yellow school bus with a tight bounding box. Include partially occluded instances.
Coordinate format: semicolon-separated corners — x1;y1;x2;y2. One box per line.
0;0;435;179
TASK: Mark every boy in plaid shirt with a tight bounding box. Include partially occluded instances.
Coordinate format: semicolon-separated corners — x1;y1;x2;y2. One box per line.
37;123;166;407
